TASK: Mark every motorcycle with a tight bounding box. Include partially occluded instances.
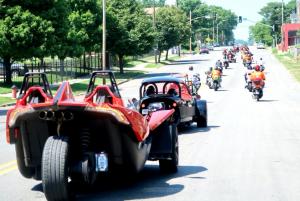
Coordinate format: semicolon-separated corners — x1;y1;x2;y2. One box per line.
192;73;201;91
228;54;236;63
211;74;221;91
252;78;264;101
223;58;229;69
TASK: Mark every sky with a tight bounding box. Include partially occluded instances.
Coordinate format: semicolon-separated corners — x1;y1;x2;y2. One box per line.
165;0;292;41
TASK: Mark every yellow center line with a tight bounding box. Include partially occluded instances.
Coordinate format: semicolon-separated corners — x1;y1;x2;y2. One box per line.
0;160;17;176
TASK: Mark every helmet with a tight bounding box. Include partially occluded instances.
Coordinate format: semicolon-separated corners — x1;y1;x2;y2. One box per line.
189;66;193;71
260;58;263;60
209;67;213;71
255;65;260;71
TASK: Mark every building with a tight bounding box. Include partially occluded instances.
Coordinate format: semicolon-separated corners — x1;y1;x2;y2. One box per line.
278;1;300;51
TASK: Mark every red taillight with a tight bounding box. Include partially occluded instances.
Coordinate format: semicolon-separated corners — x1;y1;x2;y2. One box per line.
14;128;20;139
6;109;12;144
172;102;177;107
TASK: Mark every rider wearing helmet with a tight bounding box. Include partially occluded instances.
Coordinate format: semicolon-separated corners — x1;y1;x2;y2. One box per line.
250;65;266;87
258;58;265;71
211;66;222;86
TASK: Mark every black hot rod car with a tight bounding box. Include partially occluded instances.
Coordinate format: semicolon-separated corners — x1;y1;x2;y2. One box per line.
139;76;208;128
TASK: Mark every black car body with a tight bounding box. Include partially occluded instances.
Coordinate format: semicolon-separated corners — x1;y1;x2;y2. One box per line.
0;59;25;77
139;76;207;127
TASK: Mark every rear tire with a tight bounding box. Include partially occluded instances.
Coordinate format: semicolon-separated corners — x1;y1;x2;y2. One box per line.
15;138;35;178
42;136;70;201
159;124;178;173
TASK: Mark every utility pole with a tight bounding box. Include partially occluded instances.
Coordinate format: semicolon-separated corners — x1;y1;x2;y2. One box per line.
153;1;158;63
102;0;106;70
282;0;284;26
189;10;192;54
217;23;219;44
213;20;215;44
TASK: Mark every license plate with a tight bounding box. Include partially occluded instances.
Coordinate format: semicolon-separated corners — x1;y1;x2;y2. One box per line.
95;152;108;172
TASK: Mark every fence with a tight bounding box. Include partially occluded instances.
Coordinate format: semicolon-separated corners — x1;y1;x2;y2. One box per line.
0;53;110;85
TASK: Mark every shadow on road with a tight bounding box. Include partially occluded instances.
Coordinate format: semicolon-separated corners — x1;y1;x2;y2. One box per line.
32;165;207;201
0;109;8;116
258;99;279;103
179;125;220;135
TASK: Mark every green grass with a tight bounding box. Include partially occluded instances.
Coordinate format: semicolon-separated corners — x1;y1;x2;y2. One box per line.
274;52;300;82
0;97;16;105
145;63;164;68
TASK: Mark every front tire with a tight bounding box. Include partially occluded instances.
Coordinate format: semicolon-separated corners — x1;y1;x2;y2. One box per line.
42;136;70;201
159;124;178;173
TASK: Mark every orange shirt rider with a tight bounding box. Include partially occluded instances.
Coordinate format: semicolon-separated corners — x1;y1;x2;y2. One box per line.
211;68;222;80
250;66;266;86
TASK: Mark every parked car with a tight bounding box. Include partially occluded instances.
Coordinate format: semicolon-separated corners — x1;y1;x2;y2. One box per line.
200;46;209;54
0;59;25;77
256;43;265;49
139;76;207;128
207;45;214;51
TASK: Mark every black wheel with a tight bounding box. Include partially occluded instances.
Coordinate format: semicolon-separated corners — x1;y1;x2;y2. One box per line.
42;136;70;201
214;82;218;91
196;101;207;128
159;124;178;173
15;138;35;178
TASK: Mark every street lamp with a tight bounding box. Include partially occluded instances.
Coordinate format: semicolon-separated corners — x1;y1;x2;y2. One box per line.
189;11;211;53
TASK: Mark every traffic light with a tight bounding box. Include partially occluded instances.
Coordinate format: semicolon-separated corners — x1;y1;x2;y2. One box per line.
238;16;242;23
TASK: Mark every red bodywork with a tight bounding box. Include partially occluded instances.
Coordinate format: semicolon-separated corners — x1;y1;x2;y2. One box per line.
7;81;174;144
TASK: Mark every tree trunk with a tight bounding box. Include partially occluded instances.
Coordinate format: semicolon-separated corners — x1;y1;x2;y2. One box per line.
158;51;161;63
178;45;181;57
3;56;12;85
118;54;124;74
165;49;169;61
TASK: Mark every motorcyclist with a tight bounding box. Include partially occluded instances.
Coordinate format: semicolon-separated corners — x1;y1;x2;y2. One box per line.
250;65;265;87
187;66;201;90
258;58;265;71
211;66;222;87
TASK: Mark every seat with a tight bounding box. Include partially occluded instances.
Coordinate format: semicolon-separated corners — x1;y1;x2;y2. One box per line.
28;89;45;104
167;88;178;96
95;88;112;104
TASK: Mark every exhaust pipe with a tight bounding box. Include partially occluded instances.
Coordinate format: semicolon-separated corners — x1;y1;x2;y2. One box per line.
63;111;74;121
46;111;55;120
39;111;47;120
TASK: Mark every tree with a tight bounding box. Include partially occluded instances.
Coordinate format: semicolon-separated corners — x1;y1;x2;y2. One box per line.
139;0;166;7
106;0;155;74
0;2;54;84
68;0;101;57
259;0;296;43
249;22;273;46
178;0;203;14
155;6;190;61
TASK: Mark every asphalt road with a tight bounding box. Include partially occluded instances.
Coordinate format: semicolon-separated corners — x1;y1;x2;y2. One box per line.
1;47;300;201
